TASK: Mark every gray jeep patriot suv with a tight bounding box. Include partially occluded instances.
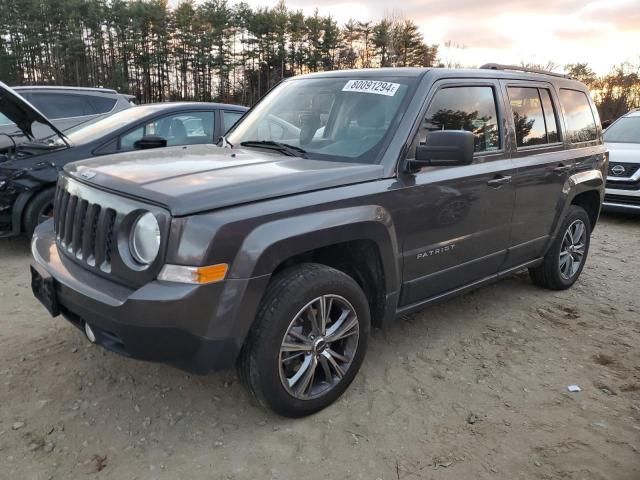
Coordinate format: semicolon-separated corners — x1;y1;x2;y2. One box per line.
30;65;607;417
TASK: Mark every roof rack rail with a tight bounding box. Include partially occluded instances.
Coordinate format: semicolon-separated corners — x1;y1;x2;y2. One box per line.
480;63;572;79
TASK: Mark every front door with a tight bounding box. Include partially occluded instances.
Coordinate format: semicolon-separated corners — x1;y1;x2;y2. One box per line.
397;81;516;306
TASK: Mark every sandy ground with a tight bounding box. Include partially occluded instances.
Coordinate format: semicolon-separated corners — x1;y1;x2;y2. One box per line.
0;213;639;480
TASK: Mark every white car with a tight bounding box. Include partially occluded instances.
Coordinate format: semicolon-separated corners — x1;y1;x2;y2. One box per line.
603;109;640;213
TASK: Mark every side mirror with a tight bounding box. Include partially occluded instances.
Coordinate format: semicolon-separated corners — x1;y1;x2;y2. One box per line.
601;119;612;129
134;135;167;150
407;130;475;171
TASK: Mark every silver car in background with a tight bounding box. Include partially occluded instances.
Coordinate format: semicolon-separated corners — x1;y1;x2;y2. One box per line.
0;86;135;138
603;109;640;213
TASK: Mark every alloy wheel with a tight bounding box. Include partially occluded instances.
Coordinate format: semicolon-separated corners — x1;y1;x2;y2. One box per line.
278;295;360;400
559;219;586;280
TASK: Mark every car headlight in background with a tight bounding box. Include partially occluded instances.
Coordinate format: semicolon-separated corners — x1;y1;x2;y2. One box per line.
130;212;160;265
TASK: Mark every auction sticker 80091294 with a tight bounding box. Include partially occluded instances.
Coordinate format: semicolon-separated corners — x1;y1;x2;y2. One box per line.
342;80;401;96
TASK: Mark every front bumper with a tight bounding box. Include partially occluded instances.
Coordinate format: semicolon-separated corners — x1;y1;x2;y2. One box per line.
603;186;640;213
31;221;270;373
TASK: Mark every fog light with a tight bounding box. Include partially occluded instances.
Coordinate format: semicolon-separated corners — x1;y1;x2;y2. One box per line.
84;322;96;343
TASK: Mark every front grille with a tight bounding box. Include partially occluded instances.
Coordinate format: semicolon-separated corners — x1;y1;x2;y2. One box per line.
608;162;640;178
53;184;117;272
604;194;640;206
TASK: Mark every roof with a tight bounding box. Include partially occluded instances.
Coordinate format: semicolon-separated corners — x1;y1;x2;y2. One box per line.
623;109;640;118
141;101;247;110
12;85;121;94
292;67;588;89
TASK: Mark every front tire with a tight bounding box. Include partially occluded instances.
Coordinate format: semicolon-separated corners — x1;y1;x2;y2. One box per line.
237;263;370;417
529;205;591;290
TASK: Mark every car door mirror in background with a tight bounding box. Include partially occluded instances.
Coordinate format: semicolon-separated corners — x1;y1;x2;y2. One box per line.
134;135;167;150
408;130;475;170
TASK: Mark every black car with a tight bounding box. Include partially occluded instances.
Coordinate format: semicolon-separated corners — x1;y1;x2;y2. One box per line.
30;66;606;417
0;82;247;237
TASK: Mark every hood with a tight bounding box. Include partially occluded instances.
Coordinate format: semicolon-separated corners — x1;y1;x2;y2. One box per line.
65;144;384;215
0;81;68;142
605;141;640;164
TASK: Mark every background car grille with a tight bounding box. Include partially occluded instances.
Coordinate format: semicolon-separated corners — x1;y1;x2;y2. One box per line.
53;184;117;272
608;162;640;178
604;194;640;206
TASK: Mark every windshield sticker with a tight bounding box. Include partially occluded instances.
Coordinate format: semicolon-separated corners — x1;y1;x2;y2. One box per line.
342;80;401;97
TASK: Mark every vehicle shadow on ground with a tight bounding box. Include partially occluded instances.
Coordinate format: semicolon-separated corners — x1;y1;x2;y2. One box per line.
46;269;539;428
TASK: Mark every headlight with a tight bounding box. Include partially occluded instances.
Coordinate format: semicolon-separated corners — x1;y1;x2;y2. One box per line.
129;212;160;265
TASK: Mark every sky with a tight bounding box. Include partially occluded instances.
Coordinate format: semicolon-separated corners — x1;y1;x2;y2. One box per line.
240;0;640;74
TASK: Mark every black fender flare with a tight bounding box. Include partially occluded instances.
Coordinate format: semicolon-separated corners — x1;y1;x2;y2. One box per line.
229;205;400;295
547;169;604;251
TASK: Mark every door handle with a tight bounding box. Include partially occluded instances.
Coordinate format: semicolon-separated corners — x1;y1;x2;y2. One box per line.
487;175;512;187
553;164;572;174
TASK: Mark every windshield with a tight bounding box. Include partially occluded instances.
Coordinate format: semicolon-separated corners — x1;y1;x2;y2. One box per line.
58;106;155;145
604;116;640;144
226;76;415;163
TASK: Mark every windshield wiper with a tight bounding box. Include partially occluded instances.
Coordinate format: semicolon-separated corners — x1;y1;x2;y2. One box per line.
239;140;307;158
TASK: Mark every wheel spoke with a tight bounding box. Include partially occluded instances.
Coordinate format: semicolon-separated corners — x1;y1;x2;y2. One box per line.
281;341;312;353
326;313;358;342
288;328;308;343
326;348;348;363
319;355;332;382
293;356;317;396
288;354;313;388
573;222;584;243
322;350;344;378
319;296;332;335
307;303;321;334
282;351;306;363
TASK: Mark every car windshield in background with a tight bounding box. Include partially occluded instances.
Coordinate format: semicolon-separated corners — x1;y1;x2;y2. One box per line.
226;77;415;163
57;106;155;145
604;116;640;144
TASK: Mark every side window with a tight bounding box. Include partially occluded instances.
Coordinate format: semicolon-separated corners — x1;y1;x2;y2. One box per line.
539;89;559;143
508;87;560;147
88;96;117;114
119;111;215;151
417;86;500;154
28;93;92;119
223;111;244;133
508;87;547;147
559;89;597;143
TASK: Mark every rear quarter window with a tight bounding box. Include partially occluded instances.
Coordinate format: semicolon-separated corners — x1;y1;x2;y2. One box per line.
88;96;117;114
28;92;93;119
559;89;597;143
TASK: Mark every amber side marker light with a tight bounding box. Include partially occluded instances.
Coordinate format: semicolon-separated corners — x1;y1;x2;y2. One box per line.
158;263;229;284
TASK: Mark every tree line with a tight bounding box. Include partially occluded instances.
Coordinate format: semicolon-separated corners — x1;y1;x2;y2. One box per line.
0;0;438;105
1;0;638;120
565;62;640;122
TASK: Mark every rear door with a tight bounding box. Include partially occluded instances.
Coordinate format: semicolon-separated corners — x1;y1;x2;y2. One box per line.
502;82;599;268
398;79;516;305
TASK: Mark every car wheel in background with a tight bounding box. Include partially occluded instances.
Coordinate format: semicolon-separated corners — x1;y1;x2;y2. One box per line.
23;187;56;238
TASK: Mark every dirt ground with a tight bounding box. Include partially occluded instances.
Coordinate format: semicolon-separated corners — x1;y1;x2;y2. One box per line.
1;213;639;480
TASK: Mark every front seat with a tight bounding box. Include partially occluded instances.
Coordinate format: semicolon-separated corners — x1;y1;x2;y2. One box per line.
169;118;188;145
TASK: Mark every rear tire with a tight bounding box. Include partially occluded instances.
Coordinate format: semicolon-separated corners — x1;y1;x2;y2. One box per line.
529;205;591;290
237;263;370;418
24;187;56;238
